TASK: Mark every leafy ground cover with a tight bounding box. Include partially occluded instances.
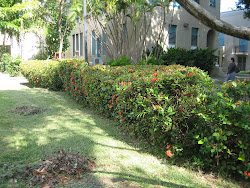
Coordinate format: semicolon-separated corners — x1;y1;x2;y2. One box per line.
0;87;247;187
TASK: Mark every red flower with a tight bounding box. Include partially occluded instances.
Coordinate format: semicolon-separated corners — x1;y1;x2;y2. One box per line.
82;86;85;91
119;111;122;115
122;118;125;121
113;94;116;98
36;80;39;83
129;69;134;72
166;150;173;158
71;77;74;80
152;73;158;77
80;71;82;75
109;99;112;103
75;87;78;91
79;101;81;104
114;71;118;74
41;77;42;79
109;105;113;109
71;82;74;85
244;171;250;177
133;77;136;79
151;78;157;82
65;84;67;87
128;82;131;86
141;74;145;77
116;97;119;104
62;70;65;72
186;72;194;76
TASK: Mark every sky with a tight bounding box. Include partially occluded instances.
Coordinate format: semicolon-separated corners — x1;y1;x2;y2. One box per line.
220;0;238;12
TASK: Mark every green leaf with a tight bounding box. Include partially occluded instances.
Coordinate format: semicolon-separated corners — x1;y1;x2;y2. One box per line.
238;154;245;162
198;140;204;145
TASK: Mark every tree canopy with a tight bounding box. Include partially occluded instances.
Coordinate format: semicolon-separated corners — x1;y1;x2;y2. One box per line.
237;0;250;18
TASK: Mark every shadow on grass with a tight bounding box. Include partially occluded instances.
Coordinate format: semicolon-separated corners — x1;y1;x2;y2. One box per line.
0;88;240;188
0;89;103;187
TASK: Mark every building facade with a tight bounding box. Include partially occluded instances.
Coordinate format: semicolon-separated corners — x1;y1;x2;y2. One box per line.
65;0;220;65
0;32;44;61
219;10;250;72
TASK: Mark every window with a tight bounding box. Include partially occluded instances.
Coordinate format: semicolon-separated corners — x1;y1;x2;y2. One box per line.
173;1;180;9
76;34;79;52
210;0;215;7
219;33;224;46
97;39;101;57
169;25;177;45
238;56;246;71
239;39;248;52
123;24;127;41
92;31;96;56
191;28;198;48
72;33;83;56
72;35;75;56
80;33;83;56
103;31;107;55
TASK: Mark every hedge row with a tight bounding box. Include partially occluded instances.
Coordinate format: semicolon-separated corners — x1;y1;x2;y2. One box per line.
20;60;250;179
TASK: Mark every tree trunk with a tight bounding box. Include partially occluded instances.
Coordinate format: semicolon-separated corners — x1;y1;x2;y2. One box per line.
58;0;65;59
176;0;250;40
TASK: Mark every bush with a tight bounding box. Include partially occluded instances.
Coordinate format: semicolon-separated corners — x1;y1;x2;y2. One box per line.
107;56;131;66
22;59;249;179
146;47;218;73
20;59;87;91
0;53;21;76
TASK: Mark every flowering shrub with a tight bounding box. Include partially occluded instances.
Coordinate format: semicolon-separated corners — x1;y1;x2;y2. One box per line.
21;59;249;179
20;59;87;91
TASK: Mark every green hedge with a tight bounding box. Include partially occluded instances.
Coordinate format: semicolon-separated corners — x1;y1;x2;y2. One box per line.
21;60;250;179
20;59;87;91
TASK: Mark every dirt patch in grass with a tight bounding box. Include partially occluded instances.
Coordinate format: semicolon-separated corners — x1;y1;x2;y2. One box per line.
8;105;45;116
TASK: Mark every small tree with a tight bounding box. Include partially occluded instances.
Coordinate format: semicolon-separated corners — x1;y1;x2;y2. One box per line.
88;0;170;63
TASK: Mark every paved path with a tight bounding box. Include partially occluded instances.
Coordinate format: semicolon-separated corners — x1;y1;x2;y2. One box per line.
0;72;29;90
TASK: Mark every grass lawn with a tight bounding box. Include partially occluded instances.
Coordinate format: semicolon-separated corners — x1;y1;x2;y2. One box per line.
0;88;246;187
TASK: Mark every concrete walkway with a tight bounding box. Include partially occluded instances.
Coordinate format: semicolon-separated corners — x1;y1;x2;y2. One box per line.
211;75;250;84
0;72;29;90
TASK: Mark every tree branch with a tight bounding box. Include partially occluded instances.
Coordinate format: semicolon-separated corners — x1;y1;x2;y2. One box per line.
176;0;250;40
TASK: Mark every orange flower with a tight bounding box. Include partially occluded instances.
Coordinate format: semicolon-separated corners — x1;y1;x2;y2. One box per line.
166;150;173;158
166;145;171;149
128;82;131;86
109;105;113;109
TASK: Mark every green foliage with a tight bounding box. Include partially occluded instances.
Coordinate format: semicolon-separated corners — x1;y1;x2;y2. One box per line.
107;56;131;66
0;53;21;76
161;47;218;73
21;59;250;179
20;59;87;90
45;11;74;58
